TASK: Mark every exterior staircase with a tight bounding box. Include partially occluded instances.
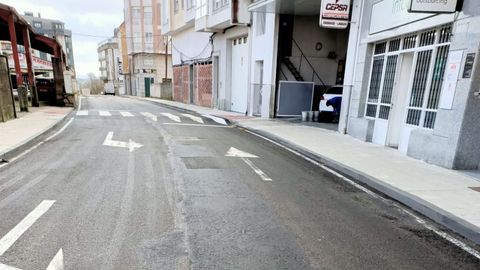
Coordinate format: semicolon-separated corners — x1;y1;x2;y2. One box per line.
281;57;304;81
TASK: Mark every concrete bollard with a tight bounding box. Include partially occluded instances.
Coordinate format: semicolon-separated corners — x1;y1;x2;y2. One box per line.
17;85;29;112
301;111;308;121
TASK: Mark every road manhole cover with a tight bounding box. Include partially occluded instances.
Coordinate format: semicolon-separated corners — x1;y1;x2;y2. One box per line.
181;157;223;169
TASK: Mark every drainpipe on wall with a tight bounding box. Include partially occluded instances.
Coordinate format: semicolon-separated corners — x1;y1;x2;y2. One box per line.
338;0;365;134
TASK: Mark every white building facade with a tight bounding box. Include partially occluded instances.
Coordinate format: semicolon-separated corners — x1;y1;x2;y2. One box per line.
340;0;480;170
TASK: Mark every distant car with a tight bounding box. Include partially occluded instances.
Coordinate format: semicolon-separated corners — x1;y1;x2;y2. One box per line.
104;82;115;95
319;85;343;122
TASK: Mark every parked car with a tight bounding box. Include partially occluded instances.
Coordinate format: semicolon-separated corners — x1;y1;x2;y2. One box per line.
319;85;343;122
36;78;55;102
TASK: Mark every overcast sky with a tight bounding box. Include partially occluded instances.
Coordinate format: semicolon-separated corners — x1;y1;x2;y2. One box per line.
3;0;124;78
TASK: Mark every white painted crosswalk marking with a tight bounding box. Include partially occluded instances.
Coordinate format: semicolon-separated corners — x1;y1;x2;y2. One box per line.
99;111;111;117
141;112;158;122
202;114;228;125
161;113;181;122
120;111;134;117
76;110;88;116
181;113;204;124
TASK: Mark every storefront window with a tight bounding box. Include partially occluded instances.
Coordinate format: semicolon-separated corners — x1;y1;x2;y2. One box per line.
365;25;452;129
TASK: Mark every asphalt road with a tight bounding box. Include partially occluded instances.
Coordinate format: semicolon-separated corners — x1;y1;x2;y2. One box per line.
0;96;479;270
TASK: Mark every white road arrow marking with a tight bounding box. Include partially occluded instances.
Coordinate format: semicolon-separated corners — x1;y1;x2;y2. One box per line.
161;113;181;122
141;112;157;122
0;263;22;270
46;249;64;270
0;200;55;256
225;147;259;158
181;113;204;124
0;201;64;270
103;132;143;152
225;147;272;181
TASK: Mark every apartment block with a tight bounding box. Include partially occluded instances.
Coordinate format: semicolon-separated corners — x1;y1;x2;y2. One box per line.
124;0;172;97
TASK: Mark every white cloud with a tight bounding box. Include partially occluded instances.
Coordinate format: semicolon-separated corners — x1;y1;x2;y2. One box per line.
1;0;124;78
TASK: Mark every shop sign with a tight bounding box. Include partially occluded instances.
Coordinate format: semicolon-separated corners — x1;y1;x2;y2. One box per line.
7;53;52;70
320;0;351;29
370;0;434;34
410;0;458;13
439;50;463;110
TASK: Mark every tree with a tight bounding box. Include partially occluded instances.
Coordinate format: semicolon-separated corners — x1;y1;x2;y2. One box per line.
86;73;104;95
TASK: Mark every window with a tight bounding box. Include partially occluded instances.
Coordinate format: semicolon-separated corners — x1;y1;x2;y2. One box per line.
186;0;194;9
145;32;153;43
365;25;452;129
174;0;179;13
256;12;266;36
33;21;42;28
144;6;152;24
132;7;141;25
213;0;229;11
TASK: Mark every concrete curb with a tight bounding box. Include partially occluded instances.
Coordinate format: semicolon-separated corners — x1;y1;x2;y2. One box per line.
236;125;480;246
131;96;480;245
0;108;75;162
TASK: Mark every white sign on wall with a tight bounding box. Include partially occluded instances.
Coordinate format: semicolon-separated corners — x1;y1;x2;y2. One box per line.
320;0;351;29
370;0;434;34
410;0;458;13
439;50;463;110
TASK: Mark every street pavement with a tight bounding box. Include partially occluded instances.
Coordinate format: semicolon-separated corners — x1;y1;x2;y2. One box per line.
0;95;479;269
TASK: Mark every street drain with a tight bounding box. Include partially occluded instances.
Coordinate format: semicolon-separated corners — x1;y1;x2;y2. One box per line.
181;157;223;169
468;187;480;192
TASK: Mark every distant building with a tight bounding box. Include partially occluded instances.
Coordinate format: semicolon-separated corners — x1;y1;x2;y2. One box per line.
124;0;172;97
22;12;75;72
117;22;130;94
98;37;120;94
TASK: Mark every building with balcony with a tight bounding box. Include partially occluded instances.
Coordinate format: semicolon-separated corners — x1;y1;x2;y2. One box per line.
22;12;75;72
161;0;214;106
97;37;120;94
124;0;172;98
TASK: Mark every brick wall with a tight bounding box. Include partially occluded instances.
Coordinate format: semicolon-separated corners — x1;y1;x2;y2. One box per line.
173;66;182;102
194;63;213;108
172;63;212;107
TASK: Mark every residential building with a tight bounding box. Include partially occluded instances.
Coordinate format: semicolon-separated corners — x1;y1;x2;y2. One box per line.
22;12;75;72
161;0;213;105
117;22;131;95
98;37;120;95
339;0;480;170
124;0;172;97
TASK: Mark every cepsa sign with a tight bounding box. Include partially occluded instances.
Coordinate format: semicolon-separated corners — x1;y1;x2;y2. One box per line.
320;0;351;29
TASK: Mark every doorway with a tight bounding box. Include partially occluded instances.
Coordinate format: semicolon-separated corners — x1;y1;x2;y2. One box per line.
387;52;414;148
144;77;151;97
189;64;194;104
230;36;249;113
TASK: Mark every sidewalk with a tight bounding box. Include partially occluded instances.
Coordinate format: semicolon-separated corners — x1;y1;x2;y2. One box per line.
0;106;73;158
141;97;480;245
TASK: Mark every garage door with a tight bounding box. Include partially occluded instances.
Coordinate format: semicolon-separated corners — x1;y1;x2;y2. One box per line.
231;36;249;113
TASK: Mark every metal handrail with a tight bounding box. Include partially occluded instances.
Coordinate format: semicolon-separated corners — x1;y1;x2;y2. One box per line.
291;38;326;89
